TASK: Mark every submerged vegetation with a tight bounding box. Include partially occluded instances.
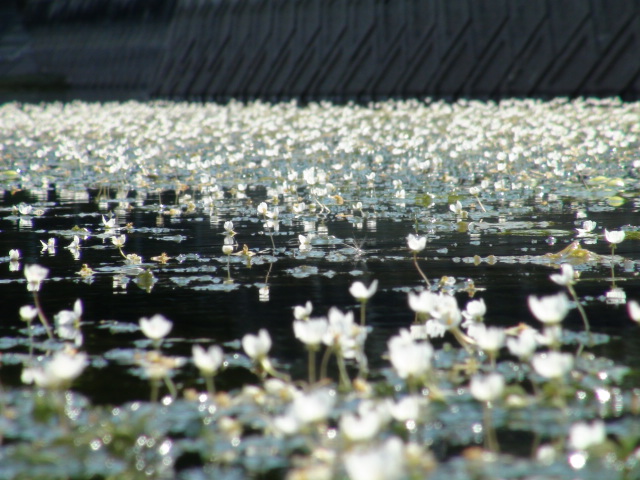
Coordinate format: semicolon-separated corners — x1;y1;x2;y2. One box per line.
0;97;639;478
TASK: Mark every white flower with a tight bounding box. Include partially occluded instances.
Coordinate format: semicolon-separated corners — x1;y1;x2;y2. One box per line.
40;238;56;251
272;412;301;436
469;186;481;196
9;249;20;261
298;234;312;252
55;299;83;327
429;293;462;330
409;291;461;330
531;351;573;379
387;395;423;422
343;437;405;480
266;206;279;220
19;305;38;322
222;244;234;255
66;235;81;250
293;301;313;320
24;264;48;292
462;298;487;326
22;350;88;389
528;292;571;324
406;233;426;253
468;324;505;354
568;420;606;451
18;204;33;216
242;329;272;360
449;200;463;215
340;409;382;442
192;345;224;375
549;263;575;286
102;215;117;229
139;314;172;341
408;289;439;315
536;325;563;346
257;202;269;216
322;307;366;359
349;279;378;302
294;317;329;347
604;229;625;244
125;253;142;265
292;202;306;214
223;221;235;235
423;319;447;338
291;388;335;425
628;300;640;323
576;220;597;237
388;329;433;380
506;328;538;360
111;234;126;248
470;373;505;402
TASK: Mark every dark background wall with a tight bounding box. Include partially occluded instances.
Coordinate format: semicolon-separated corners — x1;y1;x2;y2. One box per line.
1;0;639;102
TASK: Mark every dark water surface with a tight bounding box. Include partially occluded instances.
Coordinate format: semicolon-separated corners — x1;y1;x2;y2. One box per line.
2;186;638;404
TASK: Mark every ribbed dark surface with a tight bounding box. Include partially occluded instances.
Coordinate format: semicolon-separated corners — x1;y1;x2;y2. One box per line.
1;0;639;100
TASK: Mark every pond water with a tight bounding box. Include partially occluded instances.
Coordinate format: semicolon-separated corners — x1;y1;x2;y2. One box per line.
0;98;639;478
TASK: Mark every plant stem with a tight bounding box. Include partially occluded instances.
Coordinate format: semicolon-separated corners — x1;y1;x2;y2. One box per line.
33;292;53;339
150;378;160;403
451;326;475;354
164;375;178;399
483;403;499;453
412;253;431;287
204;374;216;398
567;284;590;335
308;348;316;384
320;347;332;381
269;231;276;255
26;319;34;359
261;357;291;382
336;352;351;391
610;245;616;286
359;301;367;326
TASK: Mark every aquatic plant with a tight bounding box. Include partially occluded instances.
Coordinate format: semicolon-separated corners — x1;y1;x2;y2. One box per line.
0;97;638;479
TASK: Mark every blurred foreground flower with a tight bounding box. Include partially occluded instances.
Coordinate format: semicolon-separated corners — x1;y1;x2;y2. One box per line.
343;436;405;480
242;329;272;361
528;292;570;325
470;373;504;402
192;345;224;375
22;350;87;389
532;351;573;379
24;264;48;292
550;264;576;287
568;420;606;451
349;280;378;302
